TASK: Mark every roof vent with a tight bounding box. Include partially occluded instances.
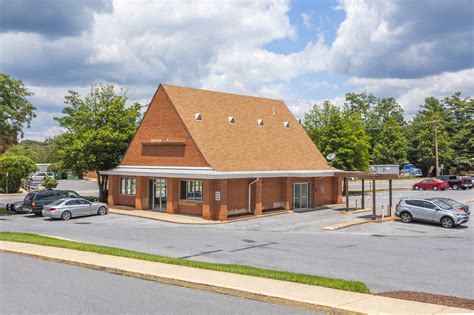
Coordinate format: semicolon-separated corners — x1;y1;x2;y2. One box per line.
283;121;290;128
195;113;202;121
228;116;235;124
257;119;264;126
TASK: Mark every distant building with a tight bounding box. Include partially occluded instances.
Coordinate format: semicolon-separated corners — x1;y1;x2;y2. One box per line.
370;164;399;175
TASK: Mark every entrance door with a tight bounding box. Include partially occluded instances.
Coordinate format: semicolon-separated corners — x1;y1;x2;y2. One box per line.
148;179;167;211
293;183;309;209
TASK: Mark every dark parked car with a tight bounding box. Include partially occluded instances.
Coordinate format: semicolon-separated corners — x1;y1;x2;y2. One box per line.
436;175;473;190
22;190;98;216
5;200;24;213
412;178;449;191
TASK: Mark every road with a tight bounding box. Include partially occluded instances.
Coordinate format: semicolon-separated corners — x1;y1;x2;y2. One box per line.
0;253;312;314
1;189;472;299
348;178;421;191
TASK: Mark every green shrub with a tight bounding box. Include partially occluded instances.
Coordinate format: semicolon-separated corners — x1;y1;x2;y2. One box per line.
0;155;38;193
43;177;58;190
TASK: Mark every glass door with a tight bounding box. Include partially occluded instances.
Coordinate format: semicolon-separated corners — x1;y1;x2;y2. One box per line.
293;183;309;209
148;179;167;211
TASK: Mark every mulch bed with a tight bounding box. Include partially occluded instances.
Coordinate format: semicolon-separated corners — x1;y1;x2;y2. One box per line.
377;291;474;310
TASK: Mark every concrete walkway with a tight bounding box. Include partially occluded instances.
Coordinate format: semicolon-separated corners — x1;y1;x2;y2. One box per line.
109;208;219;224
109;208;292;225
0;241;469;314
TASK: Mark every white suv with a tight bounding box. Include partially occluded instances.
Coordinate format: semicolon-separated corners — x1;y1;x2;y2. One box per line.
30;172;54;182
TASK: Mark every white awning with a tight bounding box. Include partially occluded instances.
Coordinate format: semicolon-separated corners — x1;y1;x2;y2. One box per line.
100;165;341;179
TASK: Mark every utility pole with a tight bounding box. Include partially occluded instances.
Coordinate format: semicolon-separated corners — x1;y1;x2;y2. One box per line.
434;122;440;177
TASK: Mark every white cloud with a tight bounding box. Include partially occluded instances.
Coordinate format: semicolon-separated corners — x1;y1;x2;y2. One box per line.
2;0;473;140
348;68;474;116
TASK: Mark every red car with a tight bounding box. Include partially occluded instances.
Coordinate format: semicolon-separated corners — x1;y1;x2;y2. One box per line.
413;179;449;191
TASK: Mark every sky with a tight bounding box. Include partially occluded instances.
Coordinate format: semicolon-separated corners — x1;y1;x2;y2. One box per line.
1;0;473;141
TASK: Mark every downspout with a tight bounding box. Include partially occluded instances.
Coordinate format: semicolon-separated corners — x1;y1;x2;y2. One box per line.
248;178;260;214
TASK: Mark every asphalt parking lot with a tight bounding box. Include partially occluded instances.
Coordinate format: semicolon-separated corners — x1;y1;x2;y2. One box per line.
1;188;472;299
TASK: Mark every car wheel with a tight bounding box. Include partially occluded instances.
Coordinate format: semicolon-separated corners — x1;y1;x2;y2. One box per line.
452;184;459;190
98;206;107;215
400;212;412;223
414;186;420;190
61;211;72;221
461;187;466;190
433;185;439;191
34;212;42;216
441;216;454;228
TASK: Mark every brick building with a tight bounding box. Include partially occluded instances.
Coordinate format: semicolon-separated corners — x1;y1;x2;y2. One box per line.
101;84;343;220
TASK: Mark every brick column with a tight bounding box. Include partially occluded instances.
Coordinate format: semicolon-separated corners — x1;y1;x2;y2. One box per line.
108;175;119;207
216;179;228;221
135;177;147;210
202;180;212;220
254;179;263;215
334;176;343;204
283;178;292;210
166;178;179;214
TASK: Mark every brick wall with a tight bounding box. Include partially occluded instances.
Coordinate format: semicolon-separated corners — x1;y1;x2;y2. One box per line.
120;86;209;167
108;175;342;220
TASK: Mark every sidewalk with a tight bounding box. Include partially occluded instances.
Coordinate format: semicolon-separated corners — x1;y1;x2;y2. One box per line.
109;208;219;224
109;208;292;225
0;241;469;314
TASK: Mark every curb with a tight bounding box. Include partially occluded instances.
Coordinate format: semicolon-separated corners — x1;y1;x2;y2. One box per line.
323;216;397;231
1;247;362;315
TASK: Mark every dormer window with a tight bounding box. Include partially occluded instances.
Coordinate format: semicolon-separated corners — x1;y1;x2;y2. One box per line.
257;119;264;126
195;113;202;121
283;121;290;128
228;116;235;124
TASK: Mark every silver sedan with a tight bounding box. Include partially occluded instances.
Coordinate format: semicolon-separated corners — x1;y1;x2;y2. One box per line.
42;198;108;221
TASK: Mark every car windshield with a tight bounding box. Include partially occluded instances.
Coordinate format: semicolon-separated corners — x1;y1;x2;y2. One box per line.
438;199;462;207
25;193;35;201
431;200;452;210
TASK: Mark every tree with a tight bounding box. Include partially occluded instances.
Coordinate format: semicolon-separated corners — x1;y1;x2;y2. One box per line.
3;143;40;161
443;92;473;173
408;97;454;176
372;116;409;164
0;155;38;193
0;73;36;153
43;177;58;190
54;83;142;201
304;100;371;171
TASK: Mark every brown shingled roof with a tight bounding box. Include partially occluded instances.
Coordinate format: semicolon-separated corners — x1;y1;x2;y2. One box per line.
162;84;333;172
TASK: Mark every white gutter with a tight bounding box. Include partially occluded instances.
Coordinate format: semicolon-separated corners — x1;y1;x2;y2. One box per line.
248;178;260;214
100;166;341;179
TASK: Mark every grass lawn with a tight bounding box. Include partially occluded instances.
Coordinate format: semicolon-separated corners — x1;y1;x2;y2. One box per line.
0;206;6;213
0;232;369;293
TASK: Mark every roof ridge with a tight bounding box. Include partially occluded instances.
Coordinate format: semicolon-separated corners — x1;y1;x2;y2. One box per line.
161;83;284;103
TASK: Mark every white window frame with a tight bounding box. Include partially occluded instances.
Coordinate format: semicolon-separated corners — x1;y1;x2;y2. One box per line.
120;177;136;195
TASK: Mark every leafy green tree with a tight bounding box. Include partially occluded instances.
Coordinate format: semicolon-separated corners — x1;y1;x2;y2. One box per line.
43;177;58;190
443;92;473;172
3;143;40;161
54;83;142;201
372;116;409;164
0;155;38;193
304;100;371;171
409;97;454;176
0;74;36;152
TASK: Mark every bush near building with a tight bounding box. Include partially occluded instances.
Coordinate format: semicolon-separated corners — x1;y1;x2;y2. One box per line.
0;155;38;193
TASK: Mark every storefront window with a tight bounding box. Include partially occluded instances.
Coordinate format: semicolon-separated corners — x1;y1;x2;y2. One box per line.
120;177;136;195
180;180;203;201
